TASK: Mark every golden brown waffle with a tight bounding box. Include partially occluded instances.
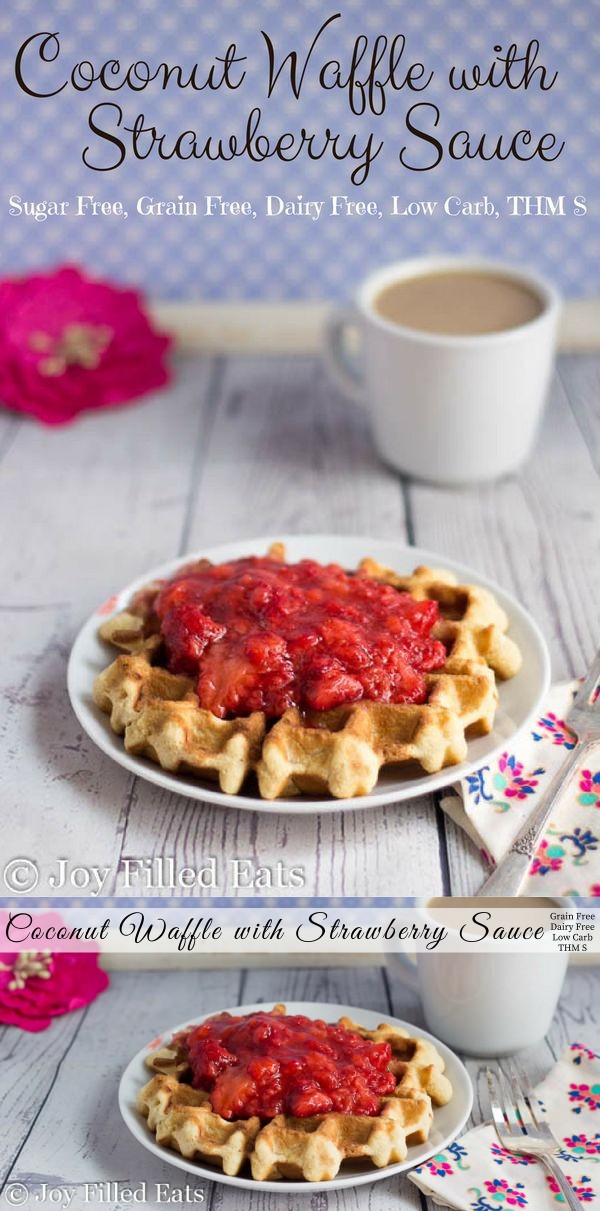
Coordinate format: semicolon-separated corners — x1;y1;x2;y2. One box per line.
338;1016;453;1106
136;1007;452;1182
358;560;521;680
93;545;522;798
97;610;161;658
249;1093;433;1181
93;654;265;795
138;1073;261;1176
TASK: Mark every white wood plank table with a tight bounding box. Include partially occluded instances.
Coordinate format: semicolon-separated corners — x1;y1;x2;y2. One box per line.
1;964;597;1211
1;354;599;897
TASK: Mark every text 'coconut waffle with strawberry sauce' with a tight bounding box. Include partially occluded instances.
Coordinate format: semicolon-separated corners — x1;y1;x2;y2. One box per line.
136;1004;453;1182
93;543;521;799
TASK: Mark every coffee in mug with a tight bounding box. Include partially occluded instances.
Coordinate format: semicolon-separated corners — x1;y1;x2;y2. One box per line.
373;270;544;336
325;257;560;486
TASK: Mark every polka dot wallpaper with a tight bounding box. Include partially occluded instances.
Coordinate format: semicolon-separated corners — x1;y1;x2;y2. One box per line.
1;0;598;299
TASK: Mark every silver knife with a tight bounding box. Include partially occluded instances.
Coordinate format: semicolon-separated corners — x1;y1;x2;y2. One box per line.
479;646;600;897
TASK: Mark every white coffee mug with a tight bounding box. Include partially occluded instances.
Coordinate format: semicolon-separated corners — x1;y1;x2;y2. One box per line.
387;902;569;1056
324;256;560;487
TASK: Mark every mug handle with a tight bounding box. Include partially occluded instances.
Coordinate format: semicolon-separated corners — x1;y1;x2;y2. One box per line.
386;949;420;994
323;307;364;404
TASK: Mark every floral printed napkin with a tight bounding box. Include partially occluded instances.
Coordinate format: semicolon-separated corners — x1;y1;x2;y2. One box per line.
440;681;600;898
410;1042;600;1209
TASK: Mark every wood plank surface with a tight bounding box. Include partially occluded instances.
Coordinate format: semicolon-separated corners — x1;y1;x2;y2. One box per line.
0;359;219;892
1;354;599;897
1;964;597;1211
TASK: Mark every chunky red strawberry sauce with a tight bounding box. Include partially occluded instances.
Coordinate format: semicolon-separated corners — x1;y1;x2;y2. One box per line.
155;556;446;718
176;1010;396;1119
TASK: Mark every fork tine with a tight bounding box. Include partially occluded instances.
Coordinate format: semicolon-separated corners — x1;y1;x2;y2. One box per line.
497;1066;521;1134
577;646;600;709
513;1060;553;1137
486;1067;512;1139
569;645;600;730
508;1062;534;1134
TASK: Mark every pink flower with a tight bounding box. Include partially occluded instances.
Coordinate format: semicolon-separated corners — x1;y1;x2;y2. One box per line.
569;1083;600;1113
426;1158;453;1177
499;754;523;779
563;1133;600;1157
484;1178;528;1206
546;1174;595;1203
578;770;600;809
491;1142;537;1166
530;838;565;876
0;264;172;425
570;1044;600;1063
534;713;576;749
494;753;543;802
0;911;109;1031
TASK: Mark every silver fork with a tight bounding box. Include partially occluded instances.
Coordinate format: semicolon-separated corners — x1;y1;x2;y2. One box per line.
480;645;600;896
487;1062;580;1210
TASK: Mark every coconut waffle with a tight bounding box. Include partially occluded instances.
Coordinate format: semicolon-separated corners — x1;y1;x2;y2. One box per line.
93;545;521;799
93;654;265;795
136;1006;452;1183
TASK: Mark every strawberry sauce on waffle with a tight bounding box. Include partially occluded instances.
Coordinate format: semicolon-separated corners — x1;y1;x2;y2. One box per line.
176;1010;397;1119
155;556;446;718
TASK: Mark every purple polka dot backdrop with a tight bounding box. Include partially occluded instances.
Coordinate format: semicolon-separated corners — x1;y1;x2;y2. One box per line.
0;0;598;299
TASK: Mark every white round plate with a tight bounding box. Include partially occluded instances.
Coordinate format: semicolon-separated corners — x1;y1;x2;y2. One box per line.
119;999;473;1194
68;533;550;814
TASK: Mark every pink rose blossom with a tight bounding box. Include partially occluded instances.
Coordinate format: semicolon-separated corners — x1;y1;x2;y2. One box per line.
0;264;172;425
0;951;109;1031
0;909;109;1031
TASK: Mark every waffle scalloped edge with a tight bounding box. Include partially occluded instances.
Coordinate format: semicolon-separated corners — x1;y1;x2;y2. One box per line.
93;549;522;798
135;1009;453;1182
93;655;266;795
